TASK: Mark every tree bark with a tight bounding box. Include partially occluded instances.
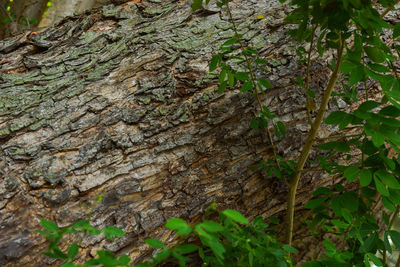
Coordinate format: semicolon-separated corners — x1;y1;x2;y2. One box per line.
0;0;347;265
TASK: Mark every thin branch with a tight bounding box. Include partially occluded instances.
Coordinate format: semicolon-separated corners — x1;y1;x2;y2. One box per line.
305;25;318;126
225;2;281;170
286;37;345;246
315;133;362;141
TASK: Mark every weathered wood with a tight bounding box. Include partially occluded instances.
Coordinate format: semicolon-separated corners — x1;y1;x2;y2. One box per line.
0;0;362;265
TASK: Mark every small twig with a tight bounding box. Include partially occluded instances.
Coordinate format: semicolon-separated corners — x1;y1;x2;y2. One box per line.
286;37;345;246
315;133;362;141
305;25;318;126
225;2;281;171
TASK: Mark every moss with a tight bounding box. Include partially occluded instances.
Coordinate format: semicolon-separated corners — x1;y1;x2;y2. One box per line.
159;107;169;115
138;97;152;105
0;127;10;138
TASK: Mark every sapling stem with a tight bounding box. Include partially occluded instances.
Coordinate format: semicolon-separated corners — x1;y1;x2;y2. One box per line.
305;25;317;126
286;38;345;246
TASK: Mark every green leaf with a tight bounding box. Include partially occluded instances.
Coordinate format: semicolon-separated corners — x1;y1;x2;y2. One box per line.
257;78;273;89
349;66;364;85
313;187;332;196
379;105;400;117
325;111;348;125
318;141;350;152
118;254;131;265
250;117;259;130
364;46;385;63
96;251;119;266
96;195;103;202
384;232;392;254
102;226;124;241
375;169;400;189
305;196;328;209
227;71;235;88
67;243;79;259
357;100;380;112
331;219;349;228
61;263;77;267
46;247;68;259
389;230;400;250
209;54;220;72
165;218;192;235
367;253;383;266
382;196;396;212
276;121;286;137
145;238;166;249
241;80;253;92
222;209;249;225
40;219;59;233
192;0;203;11
360;169;372;186
343;166;359;182
174;244;199;254
340;192;359;212
269;216;279;224
341;209;353;223
389;189;400;205
303;261;323;267
368;63;390;73
208;238;225;261
339;113;353;130
221;37;237;47
199;221;224;233
296;76;304;87
394;22;400;39
282;244;298;253
218;81;227;93
371;131;385;147
154;249;170;263
235;72;249;81
374;177;390;196
340;60;357;74
219;69;226;84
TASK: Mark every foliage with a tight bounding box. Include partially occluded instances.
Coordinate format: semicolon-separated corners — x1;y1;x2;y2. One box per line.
38;0;400;266
39;204;294;267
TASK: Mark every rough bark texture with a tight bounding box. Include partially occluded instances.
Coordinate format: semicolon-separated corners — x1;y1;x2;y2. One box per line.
0;0;382;265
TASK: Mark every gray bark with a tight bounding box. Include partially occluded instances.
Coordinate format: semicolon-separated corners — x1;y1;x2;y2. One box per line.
0;0;365;265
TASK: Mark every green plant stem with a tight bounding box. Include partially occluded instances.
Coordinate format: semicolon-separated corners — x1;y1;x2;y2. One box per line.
305;25;317;126
225;2;281;170
286;38;345;246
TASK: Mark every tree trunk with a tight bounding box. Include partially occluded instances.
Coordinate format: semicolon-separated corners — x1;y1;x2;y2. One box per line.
0;0;343;265
37;0;112;29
